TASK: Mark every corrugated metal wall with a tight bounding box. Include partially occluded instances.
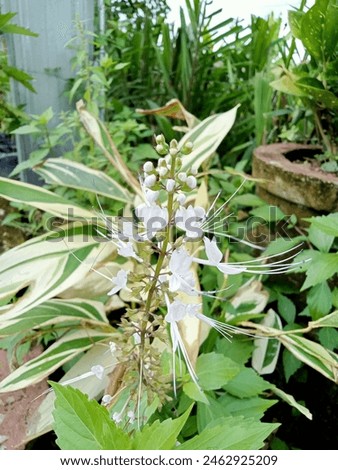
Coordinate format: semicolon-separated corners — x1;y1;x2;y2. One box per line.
1;0;95;181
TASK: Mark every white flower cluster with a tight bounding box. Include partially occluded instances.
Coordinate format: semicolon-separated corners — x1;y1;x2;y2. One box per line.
98;134;303;389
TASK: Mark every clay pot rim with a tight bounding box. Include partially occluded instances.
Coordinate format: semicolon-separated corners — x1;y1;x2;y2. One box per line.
254;143;338;184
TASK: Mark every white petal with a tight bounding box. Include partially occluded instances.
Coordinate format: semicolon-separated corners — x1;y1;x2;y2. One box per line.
204;237;223;264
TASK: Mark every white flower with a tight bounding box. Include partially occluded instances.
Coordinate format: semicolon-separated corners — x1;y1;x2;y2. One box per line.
117;241;142;262
144;188;159;204
143;161;154;173
166;179;175;192
144;174;157;188
176;193;187;205
168;248;196;295
90;364;105;380
127;410;135;423
108;269;128;296
175;205;205;239
135;203;169;238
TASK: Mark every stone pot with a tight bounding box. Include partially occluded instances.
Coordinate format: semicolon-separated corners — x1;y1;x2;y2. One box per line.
252;143;338;219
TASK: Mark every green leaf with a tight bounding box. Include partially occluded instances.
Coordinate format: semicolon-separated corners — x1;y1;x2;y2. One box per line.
183;382;209;404
306;213;338;237
179;416;279;450
218;394;277;420
35;158;133;203
223;368;271;398
288;10;304;39
0;176;94;219
215;337;253;365
271;386;312;420
318;328;338;350
283;349;302;382
196;353;241;391
263;236;304;257
296;79;338;110
12;124;40;135
277;293;296;324
181;105;240;171
250;205;285;222
301;252;338;290
52;383;130;450
300;0;338;62
270;74;306;97
229;194;265;208
308;224;334;253
133;405;193;450
307;282;332;320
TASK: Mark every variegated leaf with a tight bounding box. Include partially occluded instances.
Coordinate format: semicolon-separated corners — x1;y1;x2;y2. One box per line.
0;329;114;393
252;309;282;375
279;333;338;383
0;176;93;219
0;298;109;336
181;105;240;171
35;158;133;203
0;225;115;320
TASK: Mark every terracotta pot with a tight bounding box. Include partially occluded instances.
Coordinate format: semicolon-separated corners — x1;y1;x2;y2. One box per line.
252;143;338;214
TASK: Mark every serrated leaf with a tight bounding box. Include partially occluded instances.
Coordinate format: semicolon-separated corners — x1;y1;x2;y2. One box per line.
179;416;279;450
52;383;130;450
301;252;338;290
318;328;338;350
223;368;271;398
133;405;192;450
277;293;296;324
215;337;253;366
183;382;209;404
283;349;302;382
196;353;241;391
307;282;332;320
308;224;334;253
306;213;338;237
218;394;277;420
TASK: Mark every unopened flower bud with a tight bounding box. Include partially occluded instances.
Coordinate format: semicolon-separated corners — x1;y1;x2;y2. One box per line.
178;172;187;182
169;147;178;156
143;161;154;173
158;167;168;177
102;394;113;405
158;157;166;167
170;139;178;149
156;144;168;155
186;175;197;189
181;141;193;154
177;193;186;205
144;174;157;188
155;134;165;144
190;166;198;176
166;179;175;192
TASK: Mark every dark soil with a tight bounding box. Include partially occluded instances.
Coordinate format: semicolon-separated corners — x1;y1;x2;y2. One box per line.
265;363;338;450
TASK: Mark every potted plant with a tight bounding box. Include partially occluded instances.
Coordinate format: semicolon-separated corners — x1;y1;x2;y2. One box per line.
253;0;338;217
